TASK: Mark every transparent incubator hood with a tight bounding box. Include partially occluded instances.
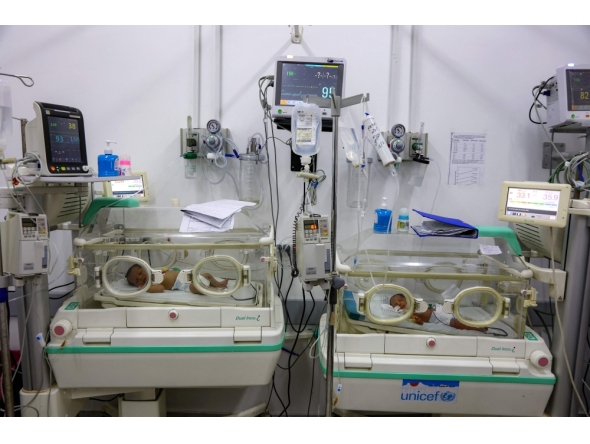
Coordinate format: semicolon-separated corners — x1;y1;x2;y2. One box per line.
72;207;273;308
337;229;532;339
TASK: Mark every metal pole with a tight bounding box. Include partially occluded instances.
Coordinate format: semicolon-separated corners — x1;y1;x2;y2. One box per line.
16;276;51;392
570;238;590;416
546;214;589;416
0;303;13;416
0;229;15;416
325;102;340;418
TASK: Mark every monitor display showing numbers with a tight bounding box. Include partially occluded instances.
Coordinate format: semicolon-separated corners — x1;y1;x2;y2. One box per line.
111;177;145;198
505;187;560;221
567;69;590;111
276;61;343;106
47;116;83;163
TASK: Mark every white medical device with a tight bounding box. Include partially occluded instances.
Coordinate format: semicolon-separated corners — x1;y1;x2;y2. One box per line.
296;214;331;282
272;56;346;125
546;64;590;129
497;181;571;228
24;102;92;176
103;171;150;202
0;212;48;276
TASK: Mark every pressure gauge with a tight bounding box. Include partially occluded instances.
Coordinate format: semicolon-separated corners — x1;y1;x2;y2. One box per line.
206;119;221;134
205;134;222;150
390;138;405;154
391;123;406;139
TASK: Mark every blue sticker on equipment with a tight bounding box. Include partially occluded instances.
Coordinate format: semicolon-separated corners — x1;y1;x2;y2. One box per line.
400;380;459;403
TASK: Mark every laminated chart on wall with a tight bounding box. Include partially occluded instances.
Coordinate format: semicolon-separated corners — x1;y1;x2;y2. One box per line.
447;133;487;186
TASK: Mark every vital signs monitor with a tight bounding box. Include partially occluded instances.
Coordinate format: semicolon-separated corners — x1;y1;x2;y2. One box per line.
272;56;346;125
498;181;571;228
24;102;92;176
547;64;590;129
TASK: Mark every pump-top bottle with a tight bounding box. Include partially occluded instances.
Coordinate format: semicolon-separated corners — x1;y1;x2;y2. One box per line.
98;140;120;177
373;197;392;233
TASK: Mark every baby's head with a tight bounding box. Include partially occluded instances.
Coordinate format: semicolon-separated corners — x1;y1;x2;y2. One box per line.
126;264;147;288
389;294;407;311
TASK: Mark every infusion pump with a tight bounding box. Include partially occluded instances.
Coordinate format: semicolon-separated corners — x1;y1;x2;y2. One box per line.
296;215;331;282
0;212;49;276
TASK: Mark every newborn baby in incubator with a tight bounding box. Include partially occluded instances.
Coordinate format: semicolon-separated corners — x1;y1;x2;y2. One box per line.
389;294;486;332
126;265;229;294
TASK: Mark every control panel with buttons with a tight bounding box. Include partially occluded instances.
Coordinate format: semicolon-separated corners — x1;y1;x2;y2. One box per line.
0;212;49;276
296;215;332;282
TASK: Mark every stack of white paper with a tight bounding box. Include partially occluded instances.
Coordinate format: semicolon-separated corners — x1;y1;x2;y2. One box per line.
179;200;256;233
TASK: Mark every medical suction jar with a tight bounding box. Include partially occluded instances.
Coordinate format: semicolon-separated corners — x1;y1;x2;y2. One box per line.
239;151;262;204
346;158;372;209
0;76;12;154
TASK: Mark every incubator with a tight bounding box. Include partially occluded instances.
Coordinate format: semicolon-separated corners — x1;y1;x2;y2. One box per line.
319;228;556;416
46;206;284;391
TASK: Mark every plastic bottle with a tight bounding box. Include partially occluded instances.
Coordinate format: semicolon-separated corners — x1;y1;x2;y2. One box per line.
239;149;261;204
184;151;197;179
373;197;392;233
98;140;120;177
362;113;395;167
0;76;13;156
397;207;409;233
119;153;132;176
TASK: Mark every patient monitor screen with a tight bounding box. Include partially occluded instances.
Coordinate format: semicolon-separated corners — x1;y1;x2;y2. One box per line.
47;116;83;163
567;69;590;111
111;177;145;198
276;61;343;106
505;187;560;222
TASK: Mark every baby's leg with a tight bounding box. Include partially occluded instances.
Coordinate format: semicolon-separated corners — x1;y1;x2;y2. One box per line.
189;283;203;295
201;273;229;289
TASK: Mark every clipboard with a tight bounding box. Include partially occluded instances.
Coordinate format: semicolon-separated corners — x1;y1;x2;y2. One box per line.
411;209;479;239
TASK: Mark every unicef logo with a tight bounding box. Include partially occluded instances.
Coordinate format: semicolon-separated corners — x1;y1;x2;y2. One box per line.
441;391;456;402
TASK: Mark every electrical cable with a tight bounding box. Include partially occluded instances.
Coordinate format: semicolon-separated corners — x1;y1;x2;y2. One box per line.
48;281;75;293
308;347;316;417
529;77;554;125
582;332;590;414
532;308;553;347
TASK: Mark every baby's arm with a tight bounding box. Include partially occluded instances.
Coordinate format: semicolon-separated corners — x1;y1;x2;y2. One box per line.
411;307;433;325
147;284;165;293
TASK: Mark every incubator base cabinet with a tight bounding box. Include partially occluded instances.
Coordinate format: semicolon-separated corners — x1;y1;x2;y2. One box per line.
46;207;283;395
320;228;555;416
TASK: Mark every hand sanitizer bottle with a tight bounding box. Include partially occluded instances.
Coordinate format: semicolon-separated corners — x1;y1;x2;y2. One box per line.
373;197;392;233
98;140;120;177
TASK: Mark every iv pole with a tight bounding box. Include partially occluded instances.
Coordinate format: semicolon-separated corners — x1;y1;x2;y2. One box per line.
308;93;370;417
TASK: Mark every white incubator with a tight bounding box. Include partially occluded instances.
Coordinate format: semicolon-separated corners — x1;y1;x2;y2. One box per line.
319;227;556;416
46;206;284;391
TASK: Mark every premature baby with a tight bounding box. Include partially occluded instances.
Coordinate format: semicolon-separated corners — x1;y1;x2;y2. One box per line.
389;293;486;331
126;264;229;294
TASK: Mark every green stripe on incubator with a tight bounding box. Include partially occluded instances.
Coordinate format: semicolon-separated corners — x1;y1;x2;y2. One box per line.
317;355;555;385
46;336;285;355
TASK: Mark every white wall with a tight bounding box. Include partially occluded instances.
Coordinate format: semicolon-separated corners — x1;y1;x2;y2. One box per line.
2;25;589;415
